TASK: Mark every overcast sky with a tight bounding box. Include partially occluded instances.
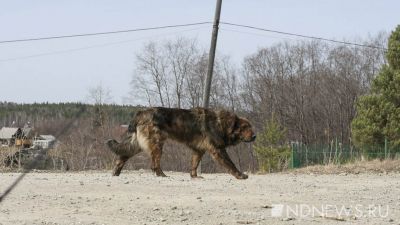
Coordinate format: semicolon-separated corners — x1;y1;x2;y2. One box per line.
0;0;399;105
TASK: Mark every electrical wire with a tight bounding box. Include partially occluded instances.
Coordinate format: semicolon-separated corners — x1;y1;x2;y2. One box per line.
0;26;208;62
220;21;388;51
220;28;296;42
0;20;388;52
0;22;211;44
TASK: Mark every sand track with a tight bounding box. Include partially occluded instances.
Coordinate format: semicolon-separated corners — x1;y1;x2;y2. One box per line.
1;171;399;225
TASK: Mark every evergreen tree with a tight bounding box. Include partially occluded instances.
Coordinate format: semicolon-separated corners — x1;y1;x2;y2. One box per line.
352;25;400;147
254;115;290;172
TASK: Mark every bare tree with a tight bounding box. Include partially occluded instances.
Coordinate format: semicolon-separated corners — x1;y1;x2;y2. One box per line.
165;38;199;108
86;83;113;105
185;52;208;108
134;41;171;107
203;55;242;110
130;37;203;108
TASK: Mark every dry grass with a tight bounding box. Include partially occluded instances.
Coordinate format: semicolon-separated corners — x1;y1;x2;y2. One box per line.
291;159;400;174
0;146;20;171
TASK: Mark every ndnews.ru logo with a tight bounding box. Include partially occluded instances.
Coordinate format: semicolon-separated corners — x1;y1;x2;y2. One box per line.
271;204;389;218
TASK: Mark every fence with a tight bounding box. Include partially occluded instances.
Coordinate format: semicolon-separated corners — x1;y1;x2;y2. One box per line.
290;139;400;168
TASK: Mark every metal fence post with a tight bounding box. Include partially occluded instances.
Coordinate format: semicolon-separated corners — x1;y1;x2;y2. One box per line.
384;138;388;159
291;143;295;169
335;137;338;164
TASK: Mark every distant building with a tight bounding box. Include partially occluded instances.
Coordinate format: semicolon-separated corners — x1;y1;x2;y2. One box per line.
0;125;34;147
33;135;56;149
0;127;19;146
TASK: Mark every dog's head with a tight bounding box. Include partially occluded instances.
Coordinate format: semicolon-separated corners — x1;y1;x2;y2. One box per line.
232;117;256;143
219;110;256;145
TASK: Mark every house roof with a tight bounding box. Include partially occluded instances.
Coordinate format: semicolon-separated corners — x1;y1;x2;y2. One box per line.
0;127;18;139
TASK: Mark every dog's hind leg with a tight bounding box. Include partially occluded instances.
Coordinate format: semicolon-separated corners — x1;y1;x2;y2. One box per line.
190;150;205;178
136;125;167;177
112;156;130;176
150;143;167;177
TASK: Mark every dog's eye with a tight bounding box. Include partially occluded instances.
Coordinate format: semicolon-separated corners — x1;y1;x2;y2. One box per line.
241;124;250;130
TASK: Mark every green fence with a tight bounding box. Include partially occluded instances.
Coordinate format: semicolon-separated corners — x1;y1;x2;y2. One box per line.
290;139;400;168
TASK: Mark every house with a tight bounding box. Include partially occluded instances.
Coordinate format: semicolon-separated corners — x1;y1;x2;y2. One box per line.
14;125;33;147
0;127;19;146
33;135;56;149
0;124;34;147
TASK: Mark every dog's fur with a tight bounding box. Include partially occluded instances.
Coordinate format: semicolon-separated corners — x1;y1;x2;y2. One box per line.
107;107;256;179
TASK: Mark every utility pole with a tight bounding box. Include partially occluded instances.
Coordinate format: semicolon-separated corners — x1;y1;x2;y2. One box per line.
199;0;222;175
202;0;222;108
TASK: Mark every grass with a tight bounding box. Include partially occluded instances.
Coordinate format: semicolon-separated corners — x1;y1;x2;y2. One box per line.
291;159;400;174
0;146;20;171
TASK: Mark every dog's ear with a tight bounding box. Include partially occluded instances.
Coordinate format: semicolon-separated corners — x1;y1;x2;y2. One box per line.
227;114;240;135
216;110;240;143
228;116;239;134
223;114;244;146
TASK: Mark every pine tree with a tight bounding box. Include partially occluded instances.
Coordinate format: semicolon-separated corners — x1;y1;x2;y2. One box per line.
254;115;290;172
352;25;400;147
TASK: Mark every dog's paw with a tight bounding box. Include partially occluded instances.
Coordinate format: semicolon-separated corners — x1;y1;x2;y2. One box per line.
236;173;248;180
155;170;168;177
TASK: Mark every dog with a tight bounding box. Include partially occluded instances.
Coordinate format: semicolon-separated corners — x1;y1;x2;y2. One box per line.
107;107;256;179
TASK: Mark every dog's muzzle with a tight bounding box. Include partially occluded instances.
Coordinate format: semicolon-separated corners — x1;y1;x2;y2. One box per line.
250;134;256;142
244;135;256;143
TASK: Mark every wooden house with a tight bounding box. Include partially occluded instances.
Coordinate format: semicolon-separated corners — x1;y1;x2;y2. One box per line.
0;125;33;148
0;127;19;146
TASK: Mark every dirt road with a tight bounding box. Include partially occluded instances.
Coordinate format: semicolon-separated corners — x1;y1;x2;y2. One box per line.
0;171;399;225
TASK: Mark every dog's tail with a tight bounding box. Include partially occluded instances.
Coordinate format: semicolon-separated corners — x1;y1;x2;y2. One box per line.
107;139;133;157
106;132;142;157
106;139;124;156
107;110;144;156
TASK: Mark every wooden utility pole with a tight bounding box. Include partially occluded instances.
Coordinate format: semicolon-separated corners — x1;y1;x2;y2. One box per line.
199;0;222;175
202;0;222;108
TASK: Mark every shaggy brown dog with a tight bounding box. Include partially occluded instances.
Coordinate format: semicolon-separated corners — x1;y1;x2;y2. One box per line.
107;107;256;179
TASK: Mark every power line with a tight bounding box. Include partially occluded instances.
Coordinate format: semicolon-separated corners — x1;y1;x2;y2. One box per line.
220;21;388;51
0;22;211;44
220;28;296;42
0;20;388;52
0;26;208;62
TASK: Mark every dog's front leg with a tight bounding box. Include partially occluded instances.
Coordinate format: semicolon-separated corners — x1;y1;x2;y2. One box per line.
208;148;248;179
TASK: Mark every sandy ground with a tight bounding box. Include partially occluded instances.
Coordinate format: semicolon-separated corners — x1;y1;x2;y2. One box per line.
1;170;400;225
